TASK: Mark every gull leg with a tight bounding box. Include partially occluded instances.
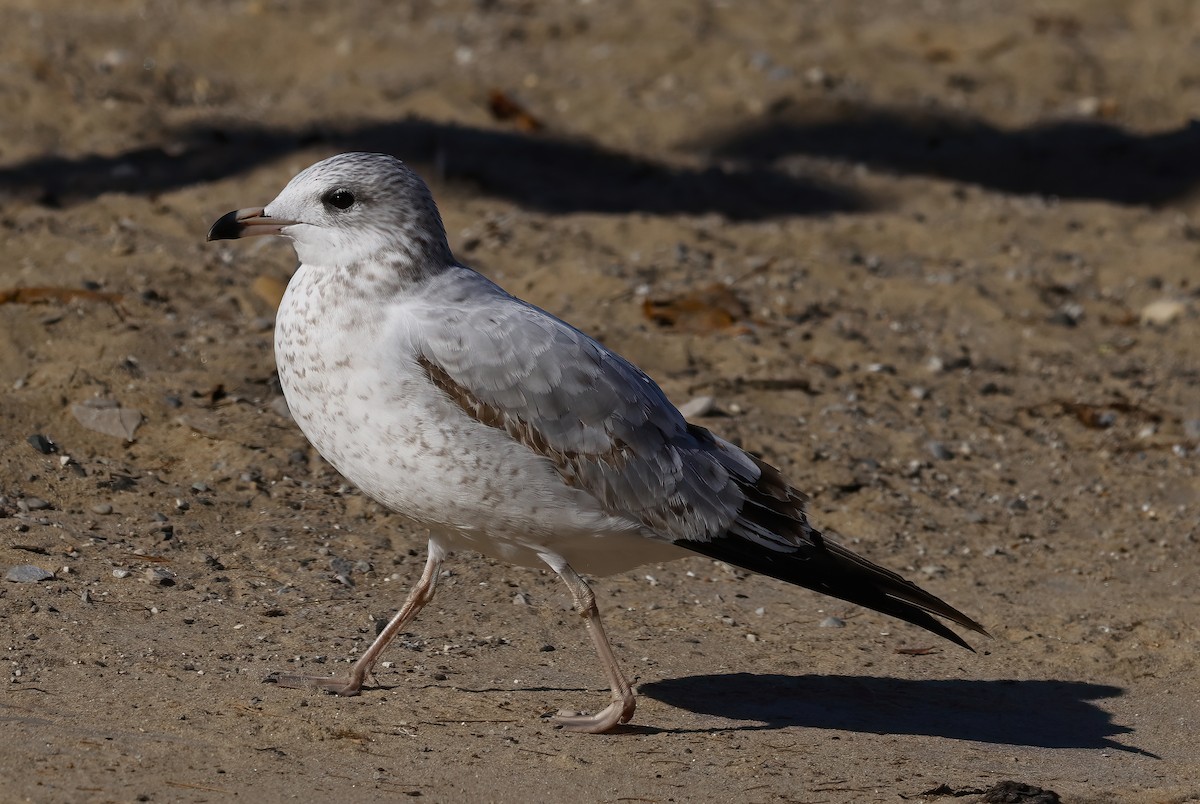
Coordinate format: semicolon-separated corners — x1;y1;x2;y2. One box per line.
267;539;446;696
540;553;636;733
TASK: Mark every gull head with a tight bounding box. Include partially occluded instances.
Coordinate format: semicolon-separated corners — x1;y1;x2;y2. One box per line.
208;152;451;271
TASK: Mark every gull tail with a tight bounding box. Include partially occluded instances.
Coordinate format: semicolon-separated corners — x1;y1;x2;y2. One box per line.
680;529;989;650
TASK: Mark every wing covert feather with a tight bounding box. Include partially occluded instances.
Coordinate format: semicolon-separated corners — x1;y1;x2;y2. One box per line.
416;291;777;542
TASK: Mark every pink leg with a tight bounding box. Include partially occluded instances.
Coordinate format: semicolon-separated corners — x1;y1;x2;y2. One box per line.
267;540;445;695
540;553;636;733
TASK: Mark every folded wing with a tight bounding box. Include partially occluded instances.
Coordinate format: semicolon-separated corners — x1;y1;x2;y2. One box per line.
416;277;987;646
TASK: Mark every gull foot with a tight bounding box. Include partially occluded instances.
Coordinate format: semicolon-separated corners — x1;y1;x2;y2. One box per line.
263;671;365;696
552;697;636;734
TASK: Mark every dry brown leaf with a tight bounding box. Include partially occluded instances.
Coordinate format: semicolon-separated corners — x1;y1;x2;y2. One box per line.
642;283;750;333
487;88;544;132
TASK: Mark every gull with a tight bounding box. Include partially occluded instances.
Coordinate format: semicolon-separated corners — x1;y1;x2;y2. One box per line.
208;152;987;733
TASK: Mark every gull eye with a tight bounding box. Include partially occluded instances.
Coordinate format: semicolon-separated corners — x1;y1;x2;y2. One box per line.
323;188;356;210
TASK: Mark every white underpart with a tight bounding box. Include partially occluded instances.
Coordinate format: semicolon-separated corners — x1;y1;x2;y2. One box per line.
275;258;688;575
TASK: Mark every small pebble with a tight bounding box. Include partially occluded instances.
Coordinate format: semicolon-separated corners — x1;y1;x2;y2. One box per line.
512;592;529;605
926;441;953;461
5;565;55;583
26;434;56;454
19;497;51;512
145;567;176;586
1140;298;1186;327
112;569;132;579
270;396;294;421
819;616;845;628
1049;303;1084;327
677;396;715;419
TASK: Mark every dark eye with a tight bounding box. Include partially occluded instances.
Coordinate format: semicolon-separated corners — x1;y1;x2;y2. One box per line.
324;188;356;210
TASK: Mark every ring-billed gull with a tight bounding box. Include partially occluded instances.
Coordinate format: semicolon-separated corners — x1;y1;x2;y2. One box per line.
208;152;986;733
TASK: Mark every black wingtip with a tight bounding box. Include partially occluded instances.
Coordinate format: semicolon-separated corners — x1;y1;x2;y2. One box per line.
678;532;987;651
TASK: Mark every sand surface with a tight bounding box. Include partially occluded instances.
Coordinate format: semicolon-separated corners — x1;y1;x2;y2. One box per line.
1;2;1197;802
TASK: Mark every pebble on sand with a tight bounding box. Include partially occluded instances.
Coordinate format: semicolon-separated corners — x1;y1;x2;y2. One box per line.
1139;299;1187;327
677;396;716;419
26;434;56;454
5;565;55;583
71;398;143;441
145;567;177;586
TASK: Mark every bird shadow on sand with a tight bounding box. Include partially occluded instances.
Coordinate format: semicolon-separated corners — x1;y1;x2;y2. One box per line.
0;117;864;220
638;673;1157;757
696;100;1200;206
4;101;1198;219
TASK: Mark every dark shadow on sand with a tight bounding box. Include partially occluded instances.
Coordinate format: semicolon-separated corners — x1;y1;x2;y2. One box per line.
701;103;1200;206
5;104;1194;221
0;118;864;220
640;673;1155;756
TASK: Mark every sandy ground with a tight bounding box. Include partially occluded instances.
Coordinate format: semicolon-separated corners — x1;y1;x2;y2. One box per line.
1;1;1198;802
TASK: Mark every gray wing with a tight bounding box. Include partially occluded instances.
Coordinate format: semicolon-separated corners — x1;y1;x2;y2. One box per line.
415;278;806;549
416;274;988;649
